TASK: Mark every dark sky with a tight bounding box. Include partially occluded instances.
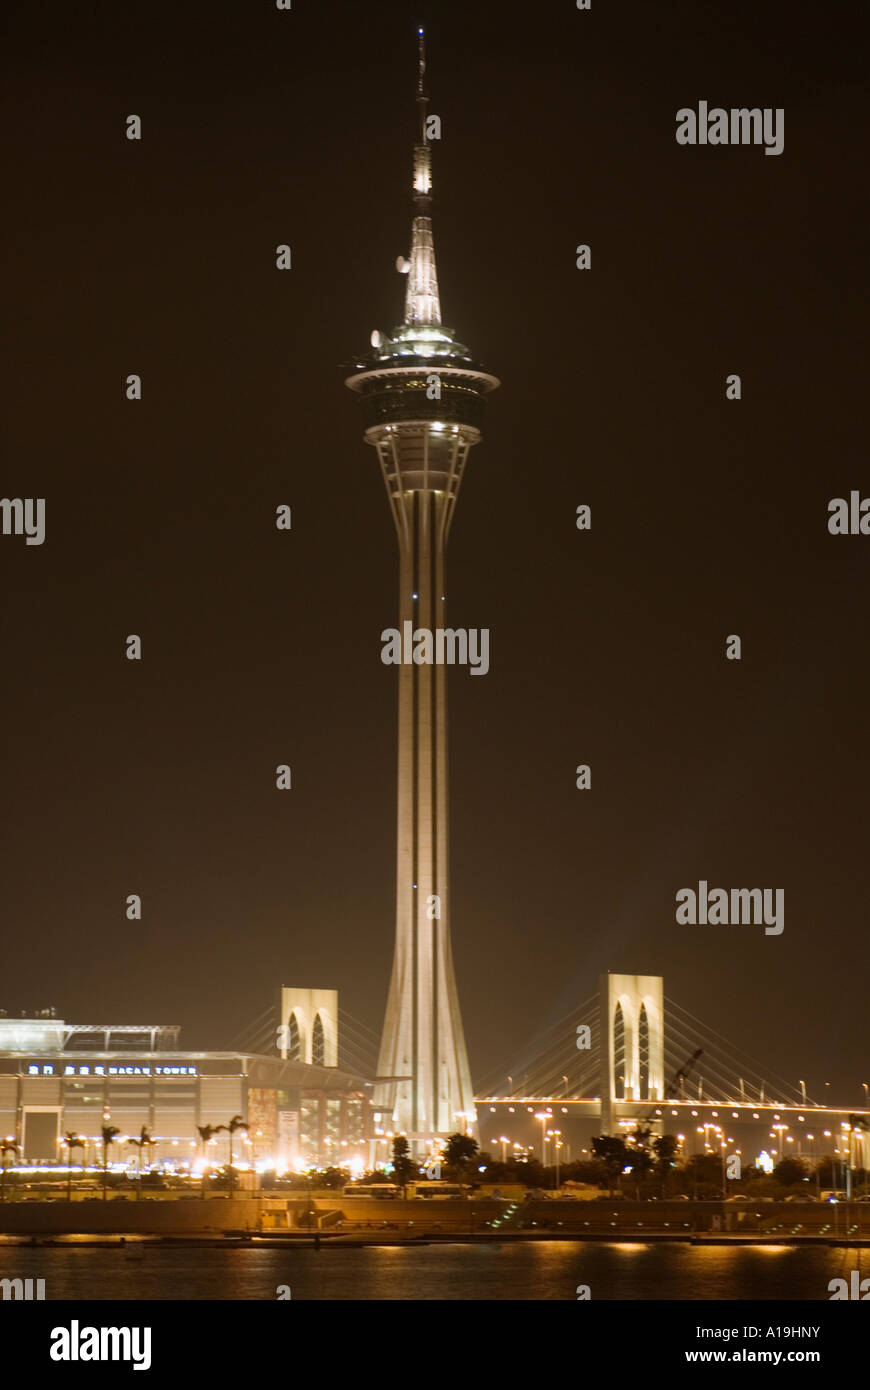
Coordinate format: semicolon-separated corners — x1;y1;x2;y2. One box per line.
2;0;867;1104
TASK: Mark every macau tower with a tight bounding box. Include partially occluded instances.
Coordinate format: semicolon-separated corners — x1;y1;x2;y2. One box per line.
345;30;498;1152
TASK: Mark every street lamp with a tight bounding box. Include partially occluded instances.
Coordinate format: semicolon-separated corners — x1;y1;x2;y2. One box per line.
552;1132;562;1189
843;1123;853;1200
535;1113;548;1165
700;1122;716;1153
718;1132;728;1199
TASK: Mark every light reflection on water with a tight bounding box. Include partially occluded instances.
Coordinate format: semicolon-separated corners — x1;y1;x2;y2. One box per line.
0;1242;863;1301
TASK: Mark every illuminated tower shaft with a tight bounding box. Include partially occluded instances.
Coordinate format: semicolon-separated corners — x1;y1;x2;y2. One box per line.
345;32;497;1146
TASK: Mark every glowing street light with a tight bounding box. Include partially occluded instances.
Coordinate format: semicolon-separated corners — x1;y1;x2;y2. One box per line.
535;1113;549;1164
552;1131;562;1188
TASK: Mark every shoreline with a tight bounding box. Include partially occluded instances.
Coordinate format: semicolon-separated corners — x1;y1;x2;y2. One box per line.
2;1231;869;1250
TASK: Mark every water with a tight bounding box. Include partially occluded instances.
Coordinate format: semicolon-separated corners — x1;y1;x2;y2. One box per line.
0;1242;865;1300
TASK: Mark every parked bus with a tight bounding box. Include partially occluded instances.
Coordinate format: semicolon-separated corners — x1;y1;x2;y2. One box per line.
342;1183;399;1199
342;1181;465;1200
409;1182;464;1199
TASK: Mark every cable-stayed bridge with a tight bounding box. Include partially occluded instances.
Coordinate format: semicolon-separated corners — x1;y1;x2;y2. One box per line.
473;974;868;1168
235;975;868;1165
477;984;810;1108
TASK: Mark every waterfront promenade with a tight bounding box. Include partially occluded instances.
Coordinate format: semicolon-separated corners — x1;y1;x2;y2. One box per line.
0;1195;867;1244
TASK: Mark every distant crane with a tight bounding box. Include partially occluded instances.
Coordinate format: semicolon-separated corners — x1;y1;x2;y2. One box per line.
643;1047;704;1124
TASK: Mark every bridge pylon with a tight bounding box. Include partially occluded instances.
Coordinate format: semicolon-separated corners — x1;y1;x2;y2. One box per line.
600;974;665;1134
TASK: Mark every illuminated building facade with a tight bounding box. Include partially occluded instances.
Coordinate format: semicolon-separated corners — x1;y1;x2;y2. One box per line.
345;31;497;1150
0;1013;371;1171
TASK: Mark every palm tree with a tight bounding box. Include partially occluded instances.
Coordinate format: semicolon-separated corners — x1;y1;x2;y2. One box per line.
653;1133;679;1199
100;1125;121;1202
0;1139;18;1203
216;1115;248;1197
196;1123;219;1199
61;1131;85;1202
127;1126;157;1201
590;1135;628;1198
391;1136;415;1198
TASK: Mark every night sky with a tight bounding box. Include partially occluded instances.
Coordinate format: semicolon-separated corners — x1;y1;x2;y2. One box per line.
2;0;866;1105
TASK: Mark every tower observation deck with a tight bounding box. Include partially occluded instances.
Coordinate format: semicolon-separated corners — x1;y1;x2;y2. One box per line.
345;29;498;1151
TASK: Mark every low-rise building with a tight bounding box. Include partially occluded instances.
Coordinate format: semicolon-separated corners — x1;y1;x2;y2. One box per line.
0;1009;373;1171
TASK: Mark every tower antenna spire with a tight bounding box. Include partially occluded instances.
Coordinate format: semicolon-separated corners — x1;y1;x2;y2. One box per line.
405;26;437;323
417;26;427;142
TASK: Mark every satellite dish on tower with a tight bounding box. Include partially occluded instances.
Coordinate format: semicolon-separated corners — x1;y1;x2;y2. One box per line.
396;256;411;274
370;330;382;348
